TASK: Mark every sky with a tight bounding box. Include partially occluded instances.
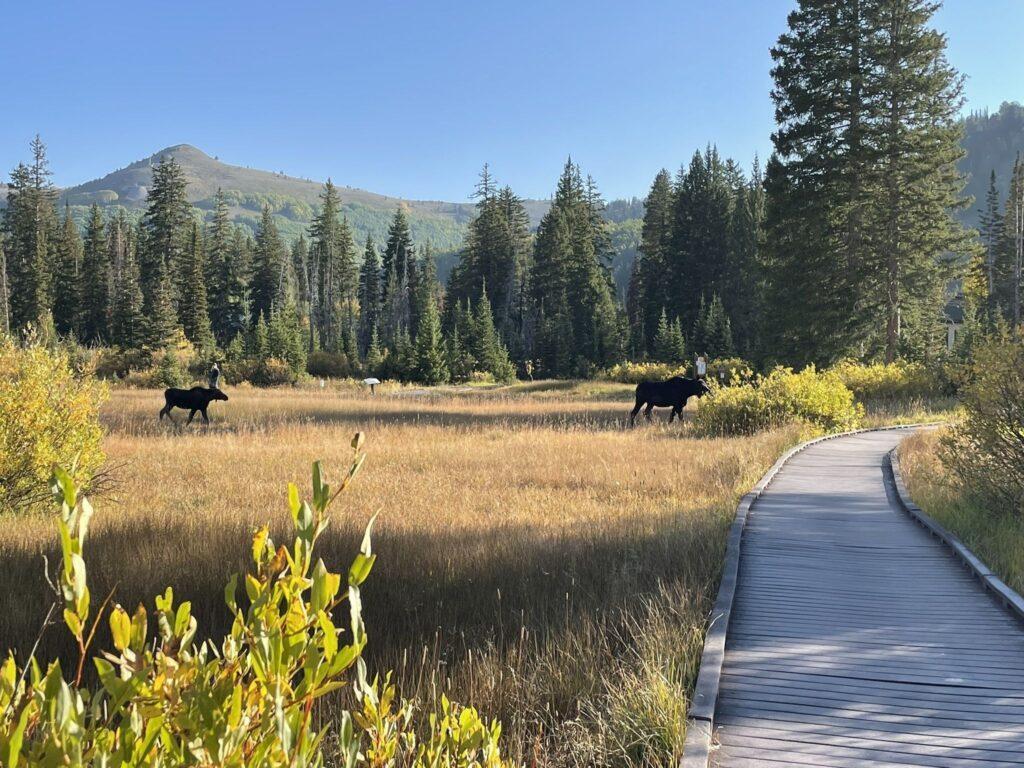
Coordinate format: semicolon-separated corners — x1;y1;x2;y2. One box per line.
1;0;1020;202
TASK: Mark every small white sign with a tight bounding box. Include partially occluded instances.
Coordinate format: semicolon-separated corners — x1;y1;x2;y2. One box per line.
696;356;707;377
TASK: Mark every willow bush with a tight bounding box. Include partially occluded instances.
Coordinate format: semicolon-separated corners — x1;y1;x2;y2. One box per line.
830;359;941;403
941;335;1024;517
694;365;862;437
0;336;106;514
0;434;512;767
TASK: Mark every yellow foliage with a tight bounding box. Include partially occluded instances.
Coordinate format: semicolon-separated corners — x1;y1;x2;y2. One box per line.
830;359;940;402
0;337;106;513
695;365;862;436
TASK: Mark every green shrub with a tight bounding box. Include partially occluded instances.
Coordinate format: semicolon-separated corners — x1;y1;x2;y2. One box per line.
599;361;689;384
0;436;512;766
0;338;107;513
694;365;862;436
706;357;755;386
941;335;1024;516
830;359;942;402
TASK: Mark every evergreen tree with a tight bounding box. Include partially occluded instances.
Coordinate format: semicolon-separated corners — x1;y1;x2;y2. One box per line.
652;308;686;364
668;149;732;334
633;169;675;354
864;0;970;361
364;326;383;376
725;181;762;357
53;205;83;337
1002;155;1024;332
2;137;58;332
977;170;1002;320
382;207;413;293
180;220;213;349
357;235;382;354
530;159;618;376
141;155;191;326
309;181;358;351
413;293;449;385
79;204;110;343
471;285;516;381
110;238;144;350
251;205;288;323
693;294;734;359
291;235;309;313
248;312;269;359
143;255;178;350
206;190;239;343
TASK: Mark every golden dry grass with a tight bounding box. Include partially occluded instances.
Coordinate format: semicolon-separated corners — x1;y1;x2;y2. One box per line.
0;384;797;766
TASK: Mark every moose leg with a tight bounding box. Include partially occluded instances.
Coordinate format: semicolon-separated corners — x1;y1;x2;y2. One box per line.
201;407;210;425
629;399;643;427
670;405;683;423
644;404;654;421
186;409;197;425
160;404;176;424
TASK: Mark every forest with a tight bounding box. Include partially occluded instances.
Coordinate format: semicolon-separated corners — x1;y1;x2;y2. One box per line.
1;0;1021;386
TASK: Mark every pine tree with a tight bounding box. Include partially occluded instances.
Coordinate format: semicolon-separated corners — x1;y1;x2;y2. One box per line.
2;137;58;332
357;235;382;354
207;190;238;343
652;308;685;363
143;255;178;350
291;235;309;313
977;170;1002;321
471;285;516;381
530;159;618;376
180;220;213;349
725;180;763;358
865;0;970;361
110;239;144;349
251;205;288;323
632;169;676;354
693;294;734;359
309;181;358;351
248;312;269;359
413;293;449;385
668;149;732;334
141;155;191;326
382;207;413;293
77;205;110;343
364;326;383;376
53;205;83;337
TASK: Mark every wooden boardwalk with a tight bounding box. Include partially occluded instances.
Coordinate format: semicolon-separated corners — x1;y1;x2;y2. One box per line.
712;430;1024;767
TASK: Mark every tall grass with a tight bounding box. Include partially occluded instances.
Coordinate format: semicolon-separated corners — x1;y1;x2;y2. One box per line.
0;386;796;766
900;429;1024;594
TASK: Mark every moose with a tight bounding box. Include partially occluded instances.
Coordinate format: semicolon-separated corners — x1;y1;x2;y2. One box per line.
159;386;229;425
629;376;710;426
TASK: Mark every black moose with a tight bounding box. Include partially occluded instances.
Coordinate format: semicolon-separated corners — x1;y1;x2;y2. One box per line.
629;376;710;426
159;387;229;425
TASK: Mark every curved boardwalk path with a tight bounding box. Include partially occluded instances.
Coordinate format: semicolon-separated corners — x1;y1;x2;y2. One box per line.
712;430;1024;767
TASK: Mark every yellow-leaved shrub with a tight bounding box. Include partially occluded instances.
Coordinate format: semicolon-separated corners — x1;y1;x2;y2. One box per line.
0;336;106;514
694;365;862;436
599;361;689;384
0;434;513;767
830;359;941;402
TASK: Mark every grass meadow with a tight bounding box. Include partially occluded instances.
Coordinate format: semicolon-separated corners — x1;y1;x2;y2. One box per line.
0;381;798;766
900;428;1024;596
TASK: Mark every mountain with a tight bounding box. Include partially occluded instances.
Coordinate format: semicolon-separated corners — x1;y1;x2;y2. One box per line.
55;143;520;253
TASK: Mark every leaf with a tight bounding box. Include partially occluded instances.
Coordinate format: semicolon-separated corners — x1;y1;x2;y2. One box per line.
317;611;338;660
130;604;148;650
347;553;375;588
63;608;82;639
109;605;131;651
288;483;301;523
252;526;269;565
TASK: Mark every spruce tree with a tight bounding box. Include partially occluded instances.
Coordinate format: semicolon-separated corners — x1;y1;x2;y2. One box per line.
252;205;288;323
143;254;178;350
2;137;58;332
865;0;970;361
530;159;618;376
180;220;213;349
1003;155;1024;332
206;190;236;343
413;293;449;385
382;207;413;293
977;170;1002;321
78;205;111;343
53;205;83;338
634;169;675;354
309;182;358;351
141;155;191;325
357;235;382;354
471;286;516;381
110;239;145;350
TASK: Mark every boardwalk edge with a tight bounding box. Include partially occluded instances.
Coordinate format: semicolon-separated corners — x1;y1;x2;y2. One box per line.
681;423;924;768
888;445;1024;625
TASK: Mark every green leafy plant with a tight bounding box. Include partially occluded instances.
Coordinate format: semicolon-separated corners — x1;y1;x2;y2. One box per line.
0;434;513;767
694;365;862;437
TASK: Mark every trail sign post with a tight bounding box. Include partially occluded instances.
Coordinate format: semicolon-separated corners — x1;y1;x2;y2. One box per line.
696;356;707;379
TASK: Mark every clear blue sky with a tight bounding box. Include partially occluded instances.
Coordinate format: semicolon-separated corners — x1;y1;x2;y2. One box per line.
1;0;1019;202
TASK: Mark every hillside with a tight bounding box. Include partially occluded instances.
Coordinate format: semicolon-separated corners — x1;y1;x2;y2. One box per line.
960;102;1024;226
